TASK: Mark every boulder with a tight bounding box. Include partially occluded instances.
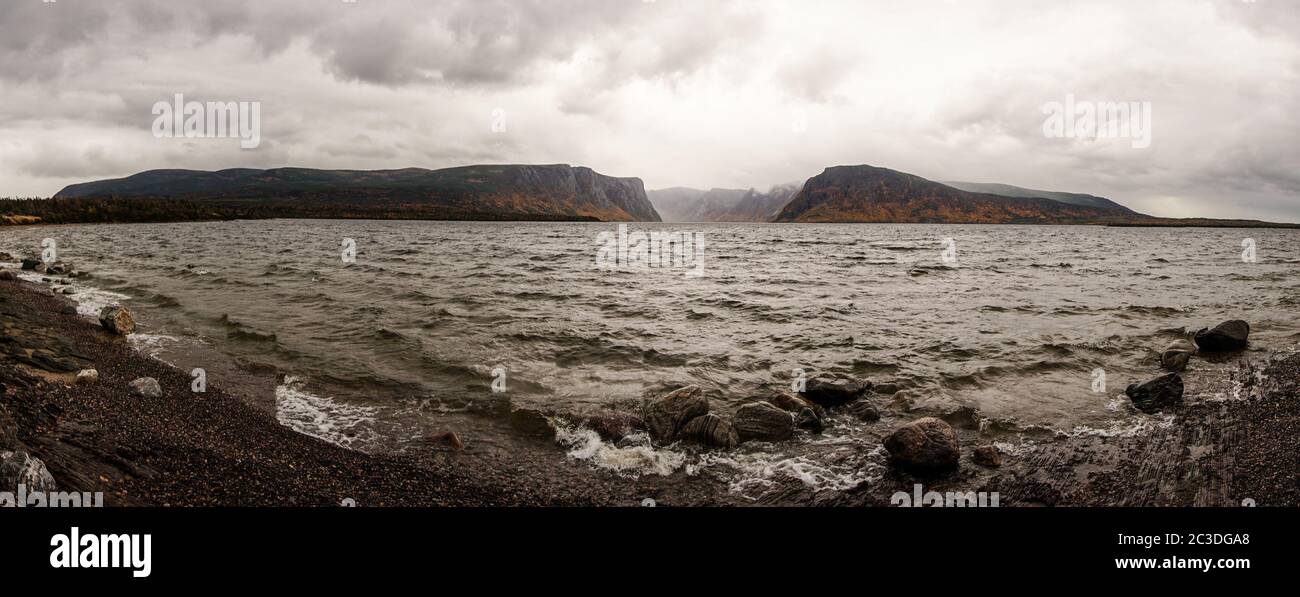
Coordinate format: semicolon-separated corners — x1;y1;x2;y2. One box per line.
796;408;825;433
20;258;39;270
428;431;464;451
128;377;162;398
679;414;739;449
971;445;1002;468
0;252;12;261
0;270;14;281
1125;373;1183;414
580;411;645;442
75;369;99;385
733;402;794;443
644;386;709;442
98;305;136;335
849;401;881;422
1193;320;1250;352
0;450;57;493
46;262;72;275
768;390;827;420
1160;339;1196;372
884;417;960;470
801;375;871;406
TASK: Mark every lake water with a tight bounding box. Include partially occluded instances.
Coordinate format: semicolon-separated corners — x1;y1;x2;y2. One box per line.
4;220;1297;495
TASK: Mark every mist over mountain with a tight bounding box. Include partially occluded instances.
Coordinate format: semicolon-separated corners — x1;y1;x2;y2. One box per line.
55;165;662;222
648;183;802;222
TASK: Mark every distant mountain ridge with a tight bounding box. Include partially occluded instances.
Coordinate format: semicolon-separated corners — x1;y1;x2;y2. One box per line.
773;165;1139;224
943;181;1135;214
55;165;662;222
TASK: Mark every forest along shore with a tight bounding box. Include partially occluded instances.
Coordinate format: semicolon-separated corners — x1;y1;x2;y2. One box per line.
1;262;1296;506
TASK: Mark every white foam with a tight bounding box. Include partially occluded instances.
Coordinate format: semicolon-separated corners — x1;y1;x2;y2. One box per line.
550;420;686;477
275;376;380;451
699;445;885;500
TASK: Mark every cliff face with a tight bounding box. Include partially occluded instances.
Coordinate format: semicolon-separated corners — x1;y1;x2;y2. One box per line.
55;165;662;222
774;165;1136;224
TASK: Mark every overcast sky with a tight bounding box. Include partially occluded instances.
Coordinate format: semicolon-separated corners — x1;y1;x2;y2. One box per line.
1;0;1297;220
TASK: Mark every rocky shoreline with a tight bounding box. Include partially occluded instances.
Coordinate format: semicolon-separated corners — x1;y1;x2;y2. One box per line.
2;261;1296;507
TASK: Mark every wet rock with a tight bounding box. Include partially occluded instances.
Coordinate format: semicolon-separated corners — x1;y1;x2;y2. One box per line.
1160;339;1196;372
679;414;739;449
20;258;39;270
33;263;47;274
872;382;900;396
0;252;12;261
46;262;72;276
849;401;881;422
1194;320;1250;352
644;385;709;442
940;405;981;430
972;445;1002;468
768;390;827;420
0;450;57;493
801;375;871;406
98;305;136;335
128;377;162;398
75;369;99;385
580;411;645;442
428;431;464;451
797;408;825;433
1125;373;1183;414
884;417;960;470
733;402;794;443
59;305;77;316
0;271;14;281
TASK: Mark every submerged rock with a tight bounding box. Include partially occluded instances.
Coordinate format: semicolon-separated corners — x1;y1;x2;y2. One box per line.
679;414;739;449
796;408;825;433
884;417;960;470
849;401;881;422
580;411;645;442
1194;320;1250;352
1125;373;1183;414
1160;339;1196;372
733;402;794;443
0;450;57;493
98;305;136;335
801;375;871;406
972;445;1002;468
644;385;709;442
128;377;162;398
46;262;72;276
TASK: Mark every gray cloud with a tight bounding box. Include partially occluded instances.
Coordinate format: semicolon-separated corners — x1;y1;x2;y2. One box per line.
0;0;1297;221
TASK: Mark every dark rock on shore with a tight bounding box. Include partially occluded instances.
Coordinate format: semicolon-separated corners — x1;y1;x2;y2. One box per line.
580;411;645;442
128;377;162;398
0;271;14;281
99;306;136;335
768;390;827;420
20;258;39;270
733;402;794;443
679;414;739;449
47;262;73;276
1194;320;1250;352
645;385;709;442
1160;339;1195;372
796;408;824;433
801;375;871;406
1125;373;1183;414
972;445;1002;468
884;417;960;470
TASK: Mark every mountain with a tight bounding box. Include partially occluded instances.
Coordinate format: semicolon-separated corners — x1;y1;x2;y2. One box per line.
648;183;803;222
55;165;662;222
773;165;1139;224
943;181;1136;214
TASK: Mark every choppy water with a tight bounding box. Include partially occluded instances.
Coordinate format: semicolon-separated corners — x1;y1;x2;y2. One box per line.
4;220;1298;494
